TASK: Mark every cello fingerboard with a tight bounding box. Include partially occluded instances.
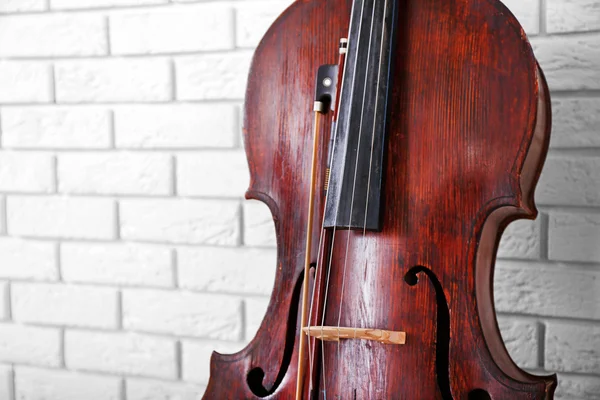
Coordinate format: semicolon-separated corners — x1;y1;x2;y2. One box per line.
323;0;397;231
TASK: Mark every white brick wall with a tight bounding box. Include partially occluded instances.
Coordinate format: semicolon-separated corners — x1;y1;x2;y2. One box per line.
61;242;173;287
1;107;112;149
12;283;119;328
0;0;597;399
0;62;52;103
65;330;177;378
15;367;122;400
0;324;61;367
0;14;108;57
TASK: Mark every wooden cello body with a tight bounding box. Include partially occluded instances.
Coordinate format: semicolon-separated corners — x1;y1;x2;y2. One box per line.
203;0;558;398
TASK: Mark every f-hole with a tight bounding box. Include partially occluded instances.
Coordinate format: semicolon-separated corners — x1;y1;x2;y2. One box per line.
246;268;305;397
469;389;492;399
405;266;453;400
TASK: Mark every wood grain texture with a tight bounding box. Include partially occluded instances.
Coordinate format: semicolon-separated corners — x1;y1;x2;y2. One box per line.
202;0;557;398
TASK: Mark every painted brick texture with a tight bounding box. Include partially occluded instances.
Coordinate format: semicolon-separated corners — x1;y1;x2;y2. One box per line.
0;0;597;399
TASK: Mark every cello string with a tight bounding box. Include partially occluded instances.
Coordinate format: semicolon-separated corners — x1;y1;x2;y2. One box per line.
318;0;367;396
335;0;378;374
304;3;361;398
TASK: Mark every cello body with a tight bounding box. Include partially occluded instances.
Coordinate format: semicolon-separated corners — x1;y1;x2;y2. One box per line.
203;0;557;398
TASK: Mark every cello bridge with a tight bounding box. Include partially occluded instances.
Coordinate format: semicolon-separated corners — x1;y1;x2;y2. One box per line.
302;326;406;345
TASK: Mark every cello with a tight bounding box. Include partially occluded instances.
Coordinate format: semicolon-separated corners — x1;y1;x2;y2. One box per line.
203;0;558;398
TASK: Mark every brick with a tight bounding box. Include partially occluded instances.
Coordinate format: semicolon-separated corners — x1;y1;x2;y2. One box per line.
1;107;112;149
127;378;205;400
0;324;60;366
61;242;173;287
120;199;240;245
182;340;245;384
243;202;276;247
550;98;600;148
58;152;171;195
12;283;118;328
66;330;176;378
556;374;600;400
15;366;121;400
546;321;600;374
235;2;290;47
0;365;12;400
0;62;51;104
497;317;539;369
245;297;269;340
0;0;45;12
498;218;540;260
0;152;54;193
0;283;8;320
494;261;600;320
114;104;238;149
176;52;252;100
532;35;600;91
111;7;234;55
178;247;275;295
123;289;242;340
537;156;600;206
499;0;539;35
51;0;167;9
547;0;600;33
0;238;57;281
0;14;107;57
8;196;115;240
177;152;249;197
549;212;600;263
55;59;171;103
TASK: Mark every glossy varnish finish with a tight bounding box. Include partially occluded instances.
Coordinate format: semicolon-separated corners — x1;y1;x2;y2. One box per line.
202;0;557;398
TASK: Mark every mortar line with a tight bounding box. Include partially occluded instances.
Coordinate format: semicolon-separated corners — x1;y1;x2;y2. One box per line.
116;290;123;330
56;242;63;281
171;248;179;288
538;321;546;369
60;327;66;368
109;109;116;149
120;378;127;400
539;0;547;35
539;212;549;260
48;64;57;104
5;282;12;321
9;365;15;400
240;299;247;342
170;59;177;101
114;200;121;240
171;155;178;196
51;155;58;194
175;340;183;379
105;16;112;56
231;8;238;49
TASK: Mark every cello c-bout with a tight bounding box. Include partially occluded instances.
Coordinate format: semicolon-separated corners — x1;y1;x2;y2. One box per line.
203;0;557;398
